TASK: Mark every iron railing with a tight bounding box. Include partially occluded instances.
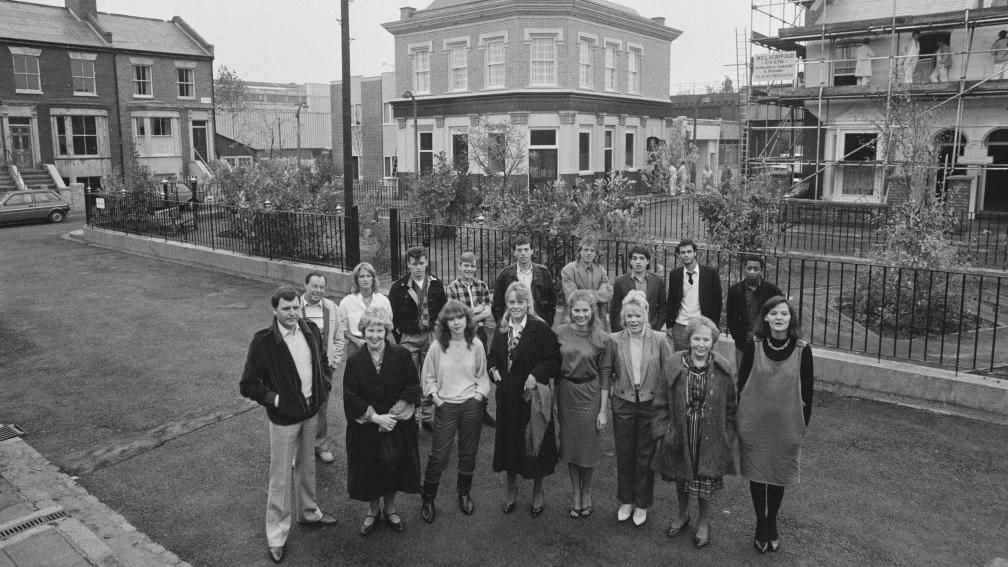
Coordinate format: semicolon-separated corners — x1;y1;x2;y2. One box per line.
85;191;351;270
390;211;1007;377
636;194;1008;268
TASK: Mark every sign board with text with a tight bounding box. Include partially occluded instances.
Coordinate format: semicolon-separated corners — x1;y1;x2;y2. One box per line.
752;53;798;85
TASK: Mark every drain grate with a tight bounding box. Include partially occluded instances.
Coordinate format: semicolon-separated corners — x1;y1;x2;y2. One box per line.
0;509;68;540
0;424;26;443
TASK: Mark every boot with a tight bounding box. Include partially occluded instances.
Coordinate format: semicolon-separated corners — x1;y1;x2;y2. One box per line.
421;481;438;524
457;475;475;515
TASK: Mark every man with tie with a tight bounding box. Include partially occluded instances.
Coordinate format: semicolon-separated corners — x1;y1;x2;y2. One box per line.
665;239;723;351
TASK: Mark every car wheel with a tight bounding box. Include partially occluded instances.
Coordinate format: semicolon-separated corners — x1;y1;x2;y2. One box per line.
49;210;65;223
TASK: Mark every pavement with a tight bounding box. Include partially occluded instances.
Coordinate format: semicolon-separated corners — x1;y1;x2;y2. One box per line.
2;218;1008;566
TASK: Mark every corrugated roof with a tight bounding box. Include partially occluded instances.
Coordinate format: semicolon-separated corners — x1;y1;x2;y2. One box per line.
0;1;107;47
0;0;210;57
97;12;209;57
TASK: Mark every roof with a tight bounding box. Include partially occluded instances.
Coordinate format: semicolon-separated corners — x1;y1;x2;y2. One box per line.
0;0;211;57
425;0;641;17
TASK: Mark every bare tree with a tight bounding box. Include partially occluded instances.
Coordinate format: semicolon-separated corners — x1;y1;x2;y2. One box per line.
214;65;250;115
467;119;527;195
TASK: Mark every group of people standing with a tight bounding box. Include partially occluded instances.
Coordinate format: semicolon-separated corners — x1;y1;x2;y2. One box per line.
239;235;814;563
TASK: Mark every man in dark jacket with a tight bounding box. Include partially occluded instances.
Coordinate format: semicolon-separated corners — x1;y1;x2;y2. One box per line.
492;235;556;327
239;286;337;564
610;245;667;331
726;254;782;368
665;239;723;351
388;246;447;429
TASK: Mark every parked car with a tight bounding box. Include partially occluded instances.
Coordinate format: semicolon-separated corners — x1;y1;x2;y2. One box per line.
0;190;71;225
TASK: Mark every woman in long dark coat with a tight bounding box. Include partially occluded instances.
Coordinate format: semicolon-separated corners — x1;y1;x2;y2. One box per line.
487;281;561;517
344;306;421;536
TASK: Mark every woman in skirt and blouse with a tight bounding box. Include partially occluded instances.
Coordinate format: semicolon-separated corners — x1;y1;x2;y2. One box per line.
651;315;737;549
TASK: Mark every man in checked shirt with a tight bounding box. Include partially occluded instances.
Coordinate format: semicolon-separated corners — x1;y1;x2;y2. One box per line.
446;251;497;427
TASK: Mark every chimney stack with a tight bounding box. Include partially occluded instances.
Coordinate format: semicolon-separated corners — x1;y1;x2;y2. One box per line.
651;16;666;26
400;6;416;20
66;0;98;20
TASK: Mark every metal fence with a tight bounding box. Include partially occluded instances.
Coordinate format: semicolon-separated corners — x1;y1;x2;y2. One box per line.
85;192;351;270
390;211;1007;376
637;195;1008;268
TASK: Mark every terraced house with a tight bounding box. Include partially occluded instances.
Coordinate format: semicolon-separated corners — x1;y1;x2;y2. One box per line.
0;0;214;191
383;0;682;188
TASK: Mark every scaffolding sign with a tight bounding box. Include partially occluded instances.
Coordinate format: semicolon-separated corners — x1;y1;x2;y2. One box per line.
751;52;797;85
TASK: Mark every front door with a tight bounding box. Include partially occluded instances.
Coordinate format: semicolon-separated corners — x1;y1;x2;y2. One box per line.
191;120;208;163
9;118;34;169
985;130;1008;212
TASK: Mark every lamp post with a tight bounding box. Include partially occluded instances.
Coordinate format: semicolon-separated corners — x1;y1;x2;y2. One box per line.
294;102;305;167
402;90;418;178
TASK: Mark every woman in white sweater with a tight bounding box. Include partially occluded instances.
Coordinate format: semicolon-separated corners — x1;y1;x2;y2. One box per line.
419;299;491;523
339;262;392;361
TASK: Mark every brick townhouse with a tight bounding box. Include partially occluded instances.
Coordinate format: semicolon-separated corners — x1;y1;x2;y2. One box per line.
382;0;682;188
0;0;214;189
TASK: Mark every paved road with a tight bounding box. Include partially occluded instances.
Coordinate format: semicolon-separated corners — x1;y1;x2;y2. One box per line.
1;220;1007;566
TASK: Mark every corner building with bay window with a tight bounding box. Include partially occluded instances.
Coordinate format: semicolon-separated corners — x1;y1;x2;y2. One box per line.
383;0;681;189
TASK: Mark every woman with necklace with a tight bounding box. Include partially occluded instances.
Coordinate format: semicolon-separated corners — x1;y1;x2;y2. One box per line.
608;290;674;527
555;289;613;518
339;262;392;361
419;300;491;523
736;296;814;554
651;315;737;549
487;282;561;517
343;306;421;536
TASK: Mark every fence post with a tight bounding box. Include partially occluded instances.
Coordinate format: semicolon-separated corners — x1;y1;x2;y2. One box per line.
389;207;401;278
345;205;361;268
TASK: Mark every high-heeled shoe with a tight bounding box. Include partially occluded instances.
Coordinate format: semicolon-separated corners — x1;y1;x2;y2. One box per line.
768;539;780;553
693;523;710;549
359;513;378;537
530;502;545;517
666;516;690;537
753;537;768;554
384;510;405;533
502;487;518;514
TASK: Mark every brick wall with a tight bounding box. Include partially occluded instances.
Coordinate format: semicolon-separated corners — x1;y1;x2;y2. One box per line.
360;78;385;179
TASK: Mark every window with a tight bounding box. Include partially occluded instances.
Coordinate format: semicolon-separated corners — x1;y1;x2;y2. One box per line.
351;104;361;125
604;44;618;91
177;68;194;98
450;45;468;91
625;131;636;168
604;130;614;172
383;103;394;124
579;40;594;89
12;51;41;92
133;65;152;96
485;39;505;88
412;49;431;94
4;194;31;206
488;132;506;171
579;131;591;171
384;156;398;178
151;117;172;137
841;133;878;196
627;48;641;94
71;58;96;95
135;117;146;137
452;133;469;171
223;156;253;168
419;132;433;173
529;129;558;186
530;37;556;85
54;115;99;157
134;116;176;157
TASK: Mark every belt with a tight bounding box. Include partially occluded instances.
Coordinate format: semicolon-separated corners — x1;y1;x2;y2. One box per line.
561;375;597;384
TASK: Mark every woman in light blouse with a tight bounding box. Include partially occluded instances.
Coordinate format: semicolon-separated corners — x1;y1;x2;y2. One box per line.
608;290;674;527
339;262;392;361
419;300;491;523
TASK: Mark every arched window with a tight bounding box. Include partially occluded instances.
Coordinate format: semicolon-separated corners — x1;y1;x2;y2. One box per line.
984;129;1008;211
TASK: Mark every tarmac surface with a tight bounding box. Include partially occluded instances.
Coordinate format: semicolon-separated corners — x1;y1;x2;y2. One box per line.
1;218;1007;566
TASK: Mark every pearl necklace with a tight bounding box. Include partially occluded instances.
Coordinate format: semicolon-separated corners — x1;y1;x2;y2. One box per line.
767;337;791;352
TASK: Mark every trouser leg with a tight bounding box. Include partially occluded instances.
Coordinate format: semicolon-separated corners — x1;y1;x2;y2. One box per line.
668;323;689;352
611;398;636;505
266;421;298;546
314;395;329;451
294;415;321;522
633;401;655;509
456;397;483;490
424;402;459;486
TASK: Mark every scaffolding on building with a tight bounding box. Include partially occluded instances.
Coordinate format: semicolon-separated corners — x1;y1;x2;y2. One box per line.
743;0;1008;208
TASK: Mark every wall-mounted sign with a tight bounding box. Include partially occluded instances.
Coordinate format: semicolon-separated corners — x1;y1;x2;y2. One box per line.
95;197;106;209
200;96;212;104
752;52;798;85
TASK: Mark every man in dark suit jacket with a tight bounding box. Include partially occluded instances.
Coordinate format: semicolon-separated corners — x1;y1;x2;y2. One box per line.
610;245;667;331
492;235;556;327
726;254;783;368
665;239;723;351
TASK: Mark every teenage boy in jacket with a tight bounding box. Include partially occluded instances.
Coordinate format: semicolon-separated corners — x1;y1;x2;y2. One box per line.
492;235;556;327
725;255;782;369
240;286;338;564
665;239;723;351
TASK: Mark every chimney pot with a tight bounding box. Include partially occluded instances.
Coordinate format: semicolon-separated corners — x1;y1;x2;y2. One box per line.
400;6;416;20
651;16;666;26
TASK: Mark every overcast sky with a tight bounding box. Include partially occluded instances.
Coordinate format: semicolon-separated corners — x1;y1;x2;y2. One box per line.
33;0;750;90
